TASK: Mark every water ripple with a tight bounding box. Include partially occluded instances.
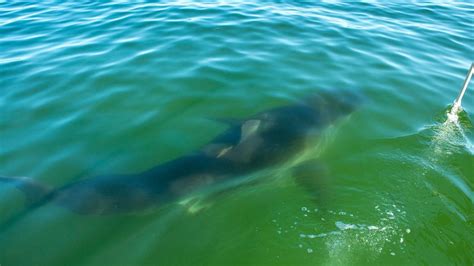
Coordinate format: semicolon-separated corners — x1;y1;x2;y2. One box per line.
0;1;473;265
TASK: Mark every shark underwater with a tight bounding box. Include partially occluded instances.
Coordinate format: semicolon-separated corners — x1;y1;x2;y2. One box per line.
1;89;363;215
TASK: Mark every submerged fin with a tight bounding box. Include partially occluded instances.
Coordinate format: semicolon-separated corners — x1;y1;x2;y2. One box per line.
180;176;263;215
291;160;329;206
0;176;52;205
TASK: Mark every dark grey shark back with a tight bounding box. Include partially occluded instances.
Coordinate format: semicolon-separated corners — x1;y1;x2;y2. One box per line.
201;89;363;171
0;89;363;215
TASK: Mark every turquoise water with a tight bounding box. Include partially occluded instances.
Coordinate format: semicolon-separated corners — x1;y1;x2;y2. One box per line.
0;1;473;265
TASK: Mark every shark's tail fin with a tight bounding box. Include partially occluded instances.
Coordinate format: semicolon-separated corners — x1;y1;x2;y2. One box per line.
0;176;52;205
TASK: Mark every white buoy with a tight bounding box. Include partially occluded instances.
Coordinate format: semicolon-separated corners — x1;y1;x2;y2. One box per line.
447;63;473;122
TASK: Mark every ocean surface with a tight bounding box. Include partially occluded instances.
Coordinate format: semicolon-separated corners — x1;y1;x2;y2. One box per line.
0;1;473;265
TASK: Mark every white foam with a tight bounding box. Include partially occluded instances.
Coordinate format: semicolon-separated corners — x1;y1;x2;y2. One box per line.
335;221;358;230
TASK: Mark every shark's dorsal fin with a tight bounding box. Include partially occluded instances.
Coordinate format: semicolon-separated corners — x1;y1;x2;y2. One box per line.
240;120;261;144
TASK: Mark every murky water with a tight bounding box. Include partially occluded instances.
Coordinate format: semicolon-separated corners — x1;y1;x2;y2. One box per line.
1;1;473;265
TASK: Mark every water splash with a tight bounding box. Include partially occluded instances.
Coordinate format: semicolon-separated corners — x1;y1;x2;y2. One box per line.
433;63;474;156
427;115;474;204
418;67;474;207
433;112;473;156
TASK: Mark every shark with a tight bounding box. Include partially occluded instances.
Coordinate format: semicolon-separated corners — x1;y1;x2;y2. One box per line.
0;89;363;215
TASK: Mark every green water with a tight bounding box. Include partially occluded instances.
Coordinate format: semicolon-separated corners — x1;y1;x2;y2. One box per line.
0;1;473;265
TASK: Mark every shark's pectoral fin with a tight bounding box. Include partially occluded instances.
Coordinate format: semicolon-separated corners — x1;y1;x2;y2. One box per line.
179;196;214;215
291;160;329;206
182;177;263;215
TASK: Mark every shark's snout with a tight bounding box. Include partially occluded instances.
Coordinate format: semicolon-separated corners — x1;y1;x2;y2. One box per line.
330;89;365;114
305;89;365;123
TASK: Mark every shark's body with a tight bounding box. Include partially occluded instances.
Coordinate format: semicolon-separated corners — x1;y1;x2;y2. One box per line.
1;89;362;214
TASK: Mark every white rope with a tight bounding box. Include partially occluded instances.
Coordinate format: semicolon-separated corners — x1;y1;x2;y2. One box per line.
447;63;473;123
451;63;473;114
